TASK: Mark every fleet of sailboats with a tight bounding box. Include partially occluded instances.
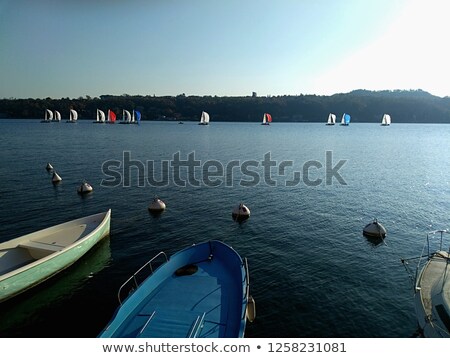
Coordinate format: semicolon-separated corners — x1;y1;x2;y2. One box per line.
38;109;392;127
94;109;116;124
41;109;62;122
118;109;141;124
198;111;210;125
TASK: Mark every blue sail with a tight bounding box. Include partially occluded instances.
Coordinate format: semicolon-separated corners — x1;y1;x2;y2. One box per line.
344;113;351;125
135;110;141;125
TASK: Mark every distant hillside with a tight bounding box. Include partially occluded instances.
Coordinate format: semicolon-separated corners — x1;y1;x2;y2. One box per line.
1;90;449;123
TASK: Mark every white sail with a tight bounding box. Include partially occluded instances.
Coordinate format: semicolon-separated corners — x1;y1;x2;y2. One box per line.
94;108;106;123
123;110;132;123
327;113;336;125
45;109;53;121
261;113;272;125
341;114;345;124
54;111;61;121
70;109;78;121
381;114;391;125
100;110;106;122
200;111;210;124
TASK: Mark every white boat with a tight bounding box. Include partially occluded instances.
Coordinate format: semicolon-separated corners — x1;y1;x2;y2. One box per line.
198;111;210;125
0;209;111;303
120;110;132;124
45;163;53;171
52;110;61;122
94;109;106;123
67;109;78;123
261;113;272;125
326;113;336;125
403;230;450;337
381;113;391;126
41;109;53;123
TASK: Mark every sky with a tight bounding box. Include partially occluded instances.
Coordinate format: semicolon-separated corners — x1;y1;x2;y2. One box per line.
0;0;449;99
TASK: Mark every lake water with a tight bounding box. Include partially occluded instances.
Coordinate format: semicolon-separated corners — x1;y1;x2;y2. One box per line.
1;119;450;338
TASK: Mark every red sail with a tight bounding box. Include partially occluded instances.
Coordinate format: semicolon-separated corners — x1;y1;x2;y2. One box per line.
267;114;272;123
109;110;116;122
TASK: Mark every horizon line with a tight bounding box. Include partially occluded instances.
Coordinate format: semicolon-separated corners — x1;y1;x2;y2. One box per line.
1;88;448;101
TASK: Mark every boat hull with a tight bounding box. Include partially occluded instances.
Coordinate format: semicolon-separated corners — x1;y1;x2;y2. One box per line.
99;240;249;338
414;252;450;337
0;210;111;303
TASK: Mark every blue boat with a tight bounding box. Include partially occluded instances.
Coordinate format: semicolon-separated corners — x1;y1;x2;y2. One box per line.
98;240;255;338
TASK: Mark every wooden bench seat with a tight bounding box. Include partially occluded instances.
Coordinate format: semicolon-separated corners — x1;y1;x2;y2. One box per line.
18;241;64;252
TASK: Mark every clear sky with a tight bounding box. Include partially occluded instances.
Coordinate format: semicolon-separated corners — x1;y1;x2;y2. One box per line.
1;0;449;99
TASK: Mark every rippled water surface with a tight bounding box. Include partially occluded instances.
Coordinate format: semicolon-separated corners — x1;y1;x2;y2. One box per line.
1;119;450;337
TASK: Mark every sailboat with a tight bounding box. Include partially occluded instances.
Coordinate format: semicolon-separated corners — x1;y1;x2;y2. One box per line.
340;113;351;126
381;114;391;126
261;113;272;125
120;110;132;124
66;109;78;123
107;109;116;124
94;109;106;123
326;113;336;125
52;110;61;122
198;111;210;125
41;109;53;123
132;110;141;125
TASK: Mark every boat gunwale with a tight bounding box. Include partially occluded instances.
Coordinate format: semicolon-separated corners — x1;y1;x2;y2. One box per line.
117;251;169;305
0;209;111;281
101;240;249;338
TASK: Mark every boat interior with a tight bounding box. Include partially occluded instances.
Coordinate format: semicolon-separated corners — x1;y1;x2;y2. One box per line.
0;223;94;276
107;241;248;338
117;260;243;338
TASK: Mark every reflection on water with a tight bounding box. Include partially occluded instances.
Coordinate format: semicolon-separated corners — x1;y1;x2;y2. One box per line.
0;237;111;336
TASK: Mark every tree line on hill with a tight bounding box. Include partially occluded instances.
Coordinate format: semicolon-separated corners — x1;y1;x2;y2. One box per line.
1;89;449;123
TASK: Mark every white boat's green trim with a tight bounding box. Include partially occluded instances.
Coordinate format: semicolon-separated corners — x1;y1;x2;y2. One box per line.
0;209;111;303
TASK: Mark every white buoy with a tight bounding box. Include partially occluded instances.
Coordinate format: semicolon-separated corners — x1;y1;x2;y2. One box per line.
148;197;166;212
232;203;251;221
52;172;62;183
363;219;387;238
77;181;93;194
